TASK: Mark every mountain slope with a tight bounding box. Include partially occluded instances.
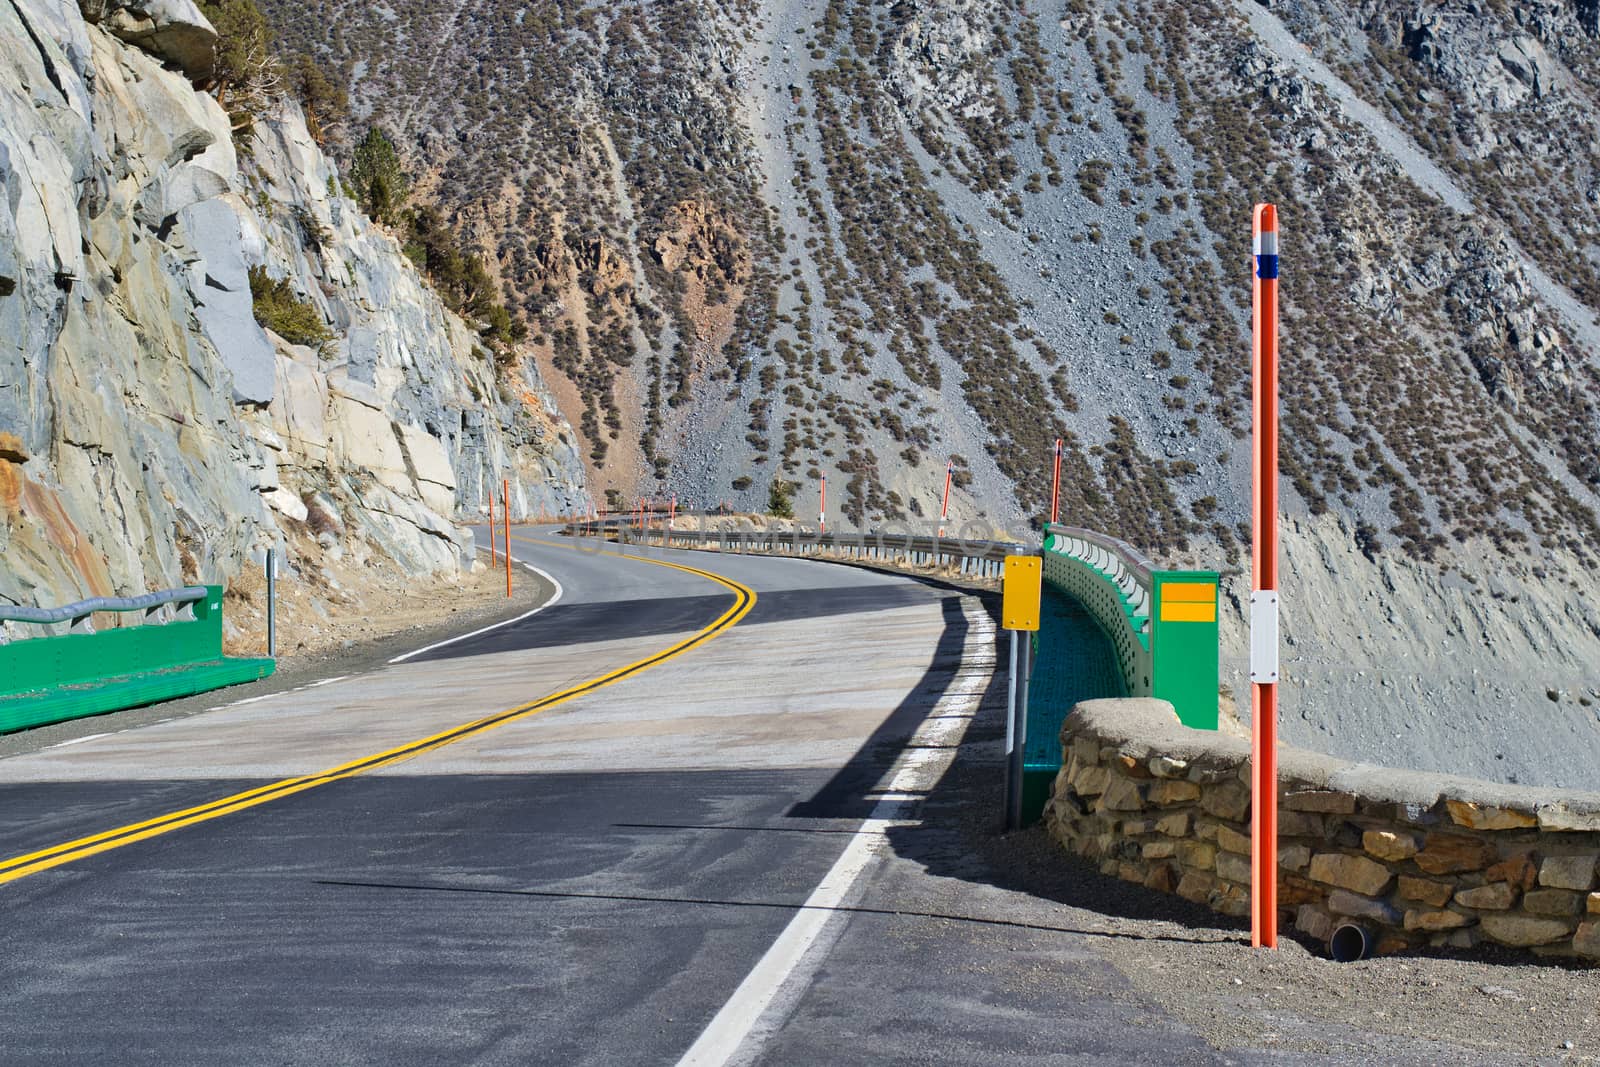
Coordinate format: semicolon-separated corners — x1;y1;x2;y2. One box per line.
260;0;1600;549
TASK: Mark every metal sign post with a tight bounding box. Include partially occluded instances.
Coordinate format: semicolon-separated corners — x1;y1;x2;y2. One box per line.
1251;203;1281;949
265;548;277;659
1001;555;1043;831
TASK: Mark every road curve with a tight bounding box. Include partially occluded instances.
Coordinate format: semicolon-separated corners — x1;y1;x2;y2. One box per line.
8;528;1499;1064
0;526;1012;1064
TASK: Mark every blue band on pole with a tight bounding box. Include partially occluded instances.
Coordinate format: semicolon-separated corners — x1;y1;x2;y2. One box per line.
1256;254;1278;280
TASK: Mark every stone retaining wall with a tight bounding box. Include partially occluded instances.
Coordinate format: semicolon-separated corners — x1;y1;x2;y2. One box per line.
1045;700;1600;960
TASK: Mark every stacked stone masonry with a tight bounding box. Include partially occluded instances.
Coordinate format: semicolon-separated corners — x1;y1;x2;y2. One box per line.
1045;700;1600;961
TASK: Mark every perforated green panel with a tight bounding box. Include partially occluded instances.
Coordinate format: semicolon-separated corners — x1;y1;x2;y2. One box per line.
1040;546;1151;696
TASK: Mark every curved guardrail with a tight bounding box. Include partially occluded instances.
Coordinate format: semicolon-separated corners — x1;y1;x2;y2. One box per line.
1042;527;1152;696
568;519;1026;578
0;586;208;628
1042;522;1218;730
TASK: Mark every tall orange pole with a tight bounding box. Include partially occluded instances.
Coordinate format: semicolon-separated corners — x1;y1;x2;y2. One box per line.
939;460;953;537
1050;438;1063;525
503;478;512;599
1251;203;1281;949
487;486;496;567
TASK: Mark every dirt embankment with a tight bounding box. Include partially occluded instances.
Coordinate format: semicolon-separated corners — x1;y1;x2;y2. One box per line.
222;527;521;663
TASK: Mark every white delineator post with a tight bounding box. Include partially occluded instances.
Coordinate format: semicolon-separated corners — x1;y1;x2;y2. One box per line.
819;473;827;533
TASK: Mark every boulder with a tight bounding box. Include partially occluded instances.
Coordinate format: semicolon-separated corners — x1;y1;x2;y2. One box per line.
1415;834;1497;875
1397;876;1454;908
79;0;217;80
1363;830;1420;862
1539;854;1598;891
1308;852;1393;897
1478;913;1574;948
1455;883;1517;910
1327;889;1401;925
1404;909;1474;932
1576;922;1600;960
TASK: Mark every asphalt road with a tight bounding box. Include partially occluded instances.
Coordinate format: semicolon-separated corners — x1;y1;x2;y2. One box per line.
0;527;1041;1064
0;528;1551;1065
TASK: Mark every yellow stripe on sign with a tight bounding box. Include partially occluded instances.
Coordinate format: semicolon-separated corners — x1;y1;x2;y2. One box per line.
0;547;756;886
1160;600;1216;623
1161;582;1216;604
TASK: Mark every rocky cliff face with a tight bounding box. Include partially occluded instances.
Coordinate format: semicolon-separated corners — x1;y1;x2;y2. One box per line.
0;0;587;629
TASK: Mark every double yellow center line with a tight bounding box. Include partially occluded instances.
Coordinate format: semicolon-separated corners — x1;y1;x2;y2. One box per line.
0;549;756;886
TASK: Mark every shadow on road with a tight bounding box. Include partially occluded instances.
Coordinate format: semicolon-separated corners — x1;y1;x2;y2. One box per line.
782;577;1251;938
311;877;1233;947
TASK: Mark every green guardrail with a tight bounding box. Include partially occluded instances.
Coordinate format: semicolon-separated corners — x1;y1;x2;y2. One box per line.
1019;526;1219;823
0;584;274;733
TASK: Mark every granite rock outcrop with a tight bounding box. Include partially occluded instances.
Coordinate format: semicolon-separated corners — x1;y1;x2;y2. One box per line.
0;0;586;632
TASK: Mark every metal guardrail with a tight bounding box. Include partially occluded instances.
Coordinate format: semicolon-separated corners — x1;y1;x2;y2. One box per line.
0;586;208;631
0;584;274;734
1045;524;1154;624
567;519;1027;578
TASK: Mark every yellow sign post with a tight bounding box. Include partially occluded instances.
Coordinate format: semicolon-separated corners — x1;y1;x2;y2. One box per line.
1001;555;1042;829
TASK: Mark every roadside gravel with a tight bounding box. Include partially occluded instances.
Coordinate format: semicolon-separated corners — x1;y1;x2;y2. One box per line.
928;602;1600;1064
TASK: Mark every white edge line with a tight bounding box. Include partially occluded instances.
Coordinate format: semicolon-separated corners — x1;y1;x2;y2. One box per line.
387;562;564;664
674;598;992;1067
49;732;111;749
674;812;893;1067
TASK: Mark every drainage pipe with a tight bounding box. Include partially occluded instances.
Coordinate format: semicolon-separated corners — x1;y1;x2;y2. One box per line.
1328;923;1372;963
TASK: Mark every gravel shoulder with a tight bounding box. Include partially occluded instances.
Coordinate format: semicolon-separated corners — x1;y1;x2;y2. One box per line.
917;601;1600;1064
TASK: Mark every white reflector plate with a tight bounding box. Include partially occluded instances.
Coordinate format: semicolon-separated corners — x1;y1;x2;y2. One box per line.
1250;591;1279;684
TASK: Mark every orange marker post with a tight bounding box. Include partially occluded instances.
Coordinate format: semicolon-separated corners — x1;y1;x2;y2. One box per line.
939;460;953;538
1250;203;1281;949
503;478;512;599
1049;438;1063;525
